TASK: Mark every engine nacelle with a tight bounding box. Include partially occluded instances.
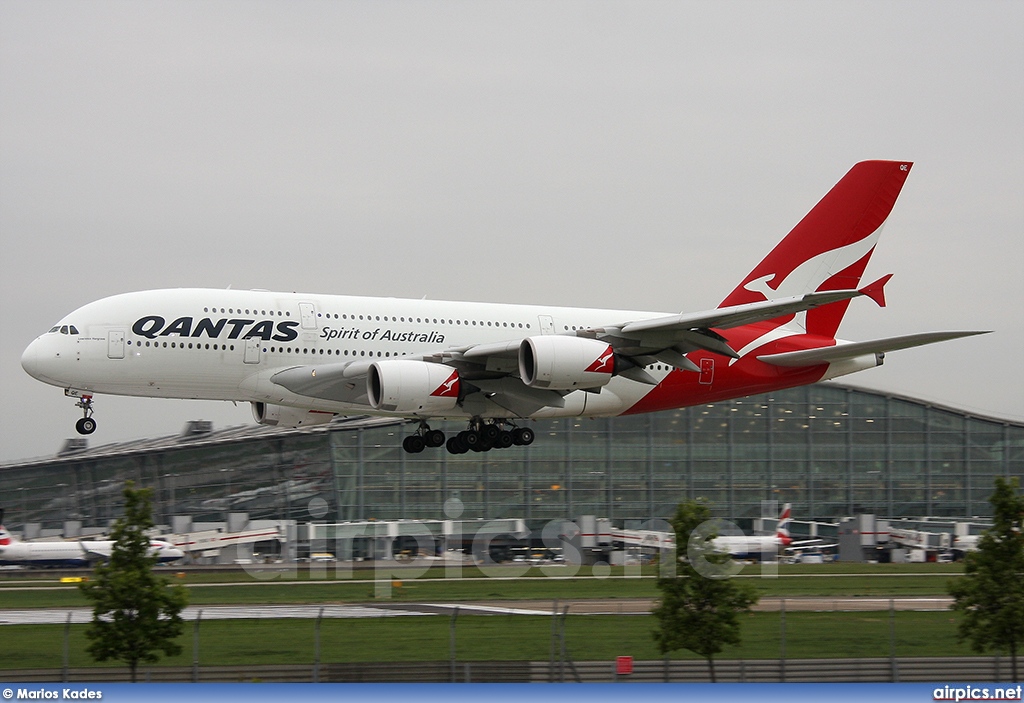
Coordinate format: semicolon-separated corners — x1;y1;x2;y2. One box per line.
251;402;335;428
367;360;461;414
519;336;616;390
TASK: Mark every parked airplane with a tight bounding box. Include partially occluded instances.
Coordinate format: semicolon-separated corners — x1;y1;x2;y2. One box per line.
0;511;183;568
709;504;793;557
952;534;981;556
22;161;986;454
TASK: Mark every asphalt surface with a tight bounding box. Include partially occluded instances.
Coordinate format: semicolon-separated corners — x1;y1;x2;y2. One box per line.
0;596;952;625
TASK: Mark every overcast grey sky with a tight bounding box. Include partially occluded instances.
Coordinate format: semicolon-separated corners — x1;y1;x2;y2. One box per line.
1;1;1021;462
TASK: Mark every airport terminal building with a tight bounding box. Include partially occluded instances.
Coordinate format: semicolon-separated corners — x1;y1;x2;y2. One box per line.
2;382;1022;534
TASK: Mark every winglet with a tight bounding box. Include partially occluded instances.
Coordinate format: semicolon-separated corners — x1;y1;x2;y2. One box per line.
859;273;893;308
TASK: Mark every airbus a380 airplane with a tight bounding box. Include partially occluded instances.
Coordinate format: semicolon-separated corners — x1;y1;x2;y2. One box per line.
22;161;986;455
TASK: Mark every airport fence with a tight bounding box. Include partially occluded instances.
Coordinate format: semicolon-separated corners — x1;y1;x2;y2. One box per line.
2;656;1022;683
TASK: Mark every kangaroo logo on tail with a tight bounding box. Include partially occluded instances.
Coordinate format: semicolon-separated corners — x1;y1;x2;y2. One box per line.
721;161;913;362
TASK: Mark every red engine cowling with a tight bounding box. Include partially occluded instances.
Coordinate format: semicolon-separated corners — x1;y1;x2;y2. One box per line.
367;360;461;414
251;402;335;428
519;336;616;390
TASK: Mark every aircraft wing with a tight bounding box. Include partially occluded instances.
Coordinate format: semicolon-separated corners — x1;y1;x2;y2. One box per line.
617;286;882;335
756;330;990;367
455;285;884;375
78;541;111;563
270;284;886;408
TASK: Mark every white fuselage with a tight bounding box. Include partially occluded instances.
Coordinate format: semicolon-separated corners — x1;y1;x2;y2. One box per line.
710;535;786;558
22;288;675;420
0;538;184;567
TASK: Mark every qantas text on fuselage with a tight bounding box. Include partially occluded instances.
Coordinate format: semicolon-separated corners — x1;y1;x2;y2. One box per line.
21;161;988;455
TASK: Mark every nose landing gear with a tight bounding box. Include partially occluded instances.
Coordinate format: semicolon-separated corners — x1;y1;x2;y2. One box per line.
74;394;96;435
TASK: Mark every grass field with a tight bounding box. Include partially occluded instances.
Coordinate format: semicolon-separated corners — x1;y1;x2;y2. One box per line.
0;562;965;608
0;610;974;671
0;562;973;671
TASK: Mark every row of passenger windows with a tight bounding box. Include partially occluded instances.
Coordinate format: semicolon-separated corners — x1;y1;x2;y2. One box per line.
201;304;546;331
193;303;633;333
267;347;412;357
316;311;532;329
126;338;412;357
203;307;291;317
126;337;677;374
128;340;237;351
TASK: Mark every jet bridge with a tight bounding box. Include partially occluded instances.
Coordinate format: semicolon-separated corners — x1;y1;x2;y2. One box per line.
165;514;289;564
308;518;529;563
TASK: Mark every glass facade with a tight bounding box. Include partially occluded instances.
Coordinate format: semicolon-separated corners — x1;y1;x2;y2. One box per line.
2;383;1021;532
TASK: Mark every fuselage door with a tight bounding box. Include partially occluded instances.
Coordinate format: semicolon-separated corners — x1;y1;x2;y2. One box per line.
107;330;125;359
538;315;555;335
699;357;714;385
299;302;317;330
244;337;261;364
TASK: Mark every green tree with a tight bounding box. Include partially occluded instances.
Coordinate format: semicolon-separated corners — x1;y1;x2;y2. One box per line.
80;482;188;682
652;499;758;682
949;477;1024;681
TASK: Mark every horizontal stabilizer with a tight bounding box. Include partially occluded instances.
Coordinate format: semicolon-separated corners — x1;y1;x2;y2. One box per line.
858;273;893;308
757;330;990;367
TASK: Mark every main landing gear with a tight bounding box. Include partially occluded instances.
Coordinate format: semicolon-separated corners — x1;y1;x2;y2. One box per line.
74;394;97;435
400;419;535;455
401;423;447;454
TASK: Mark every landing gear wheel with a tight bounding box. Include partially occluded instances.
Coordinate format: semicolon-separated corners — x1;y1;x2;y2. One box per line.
480;424;501;443
458;430;481;450
446;436;468;454
513;427;535;446
496;430;515;449
73;394;96;435
425;429;446;448
402;435;426;453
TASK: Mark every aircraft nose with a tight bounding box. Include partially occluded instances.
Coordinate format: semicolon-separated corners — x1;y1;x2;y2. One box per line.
21;336;64;385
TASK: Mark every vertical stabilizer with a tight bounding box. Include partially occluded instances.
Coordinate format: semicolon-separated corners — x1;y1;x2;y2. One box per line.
720;161;912;338
0;509;12;546
776;503;792;546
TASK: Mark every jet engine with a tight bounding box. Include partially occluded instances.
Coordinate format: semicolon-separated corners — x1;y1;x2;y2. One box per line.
251;402;335;428
519;336;616;390
367;359;461;414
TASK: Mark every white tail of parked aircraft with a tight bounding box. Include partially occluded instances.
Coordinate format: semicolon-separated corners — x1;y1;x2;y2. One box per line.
21;161;987;454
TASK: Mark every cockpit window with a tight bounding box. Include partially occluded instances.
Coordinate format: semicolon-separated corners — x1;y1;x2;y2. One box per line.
48;326;59;333
69;326;79;335
60;326;69;334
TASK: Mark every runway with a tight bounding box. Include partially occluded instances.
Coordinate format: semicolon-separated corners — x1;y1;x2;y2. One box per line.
0;596;952;625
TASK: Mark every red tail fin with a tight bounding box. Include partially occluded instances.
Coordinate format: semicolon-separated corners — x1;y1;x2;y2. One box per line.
0;509;11;546
776;503;792;546
720;161;912;338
